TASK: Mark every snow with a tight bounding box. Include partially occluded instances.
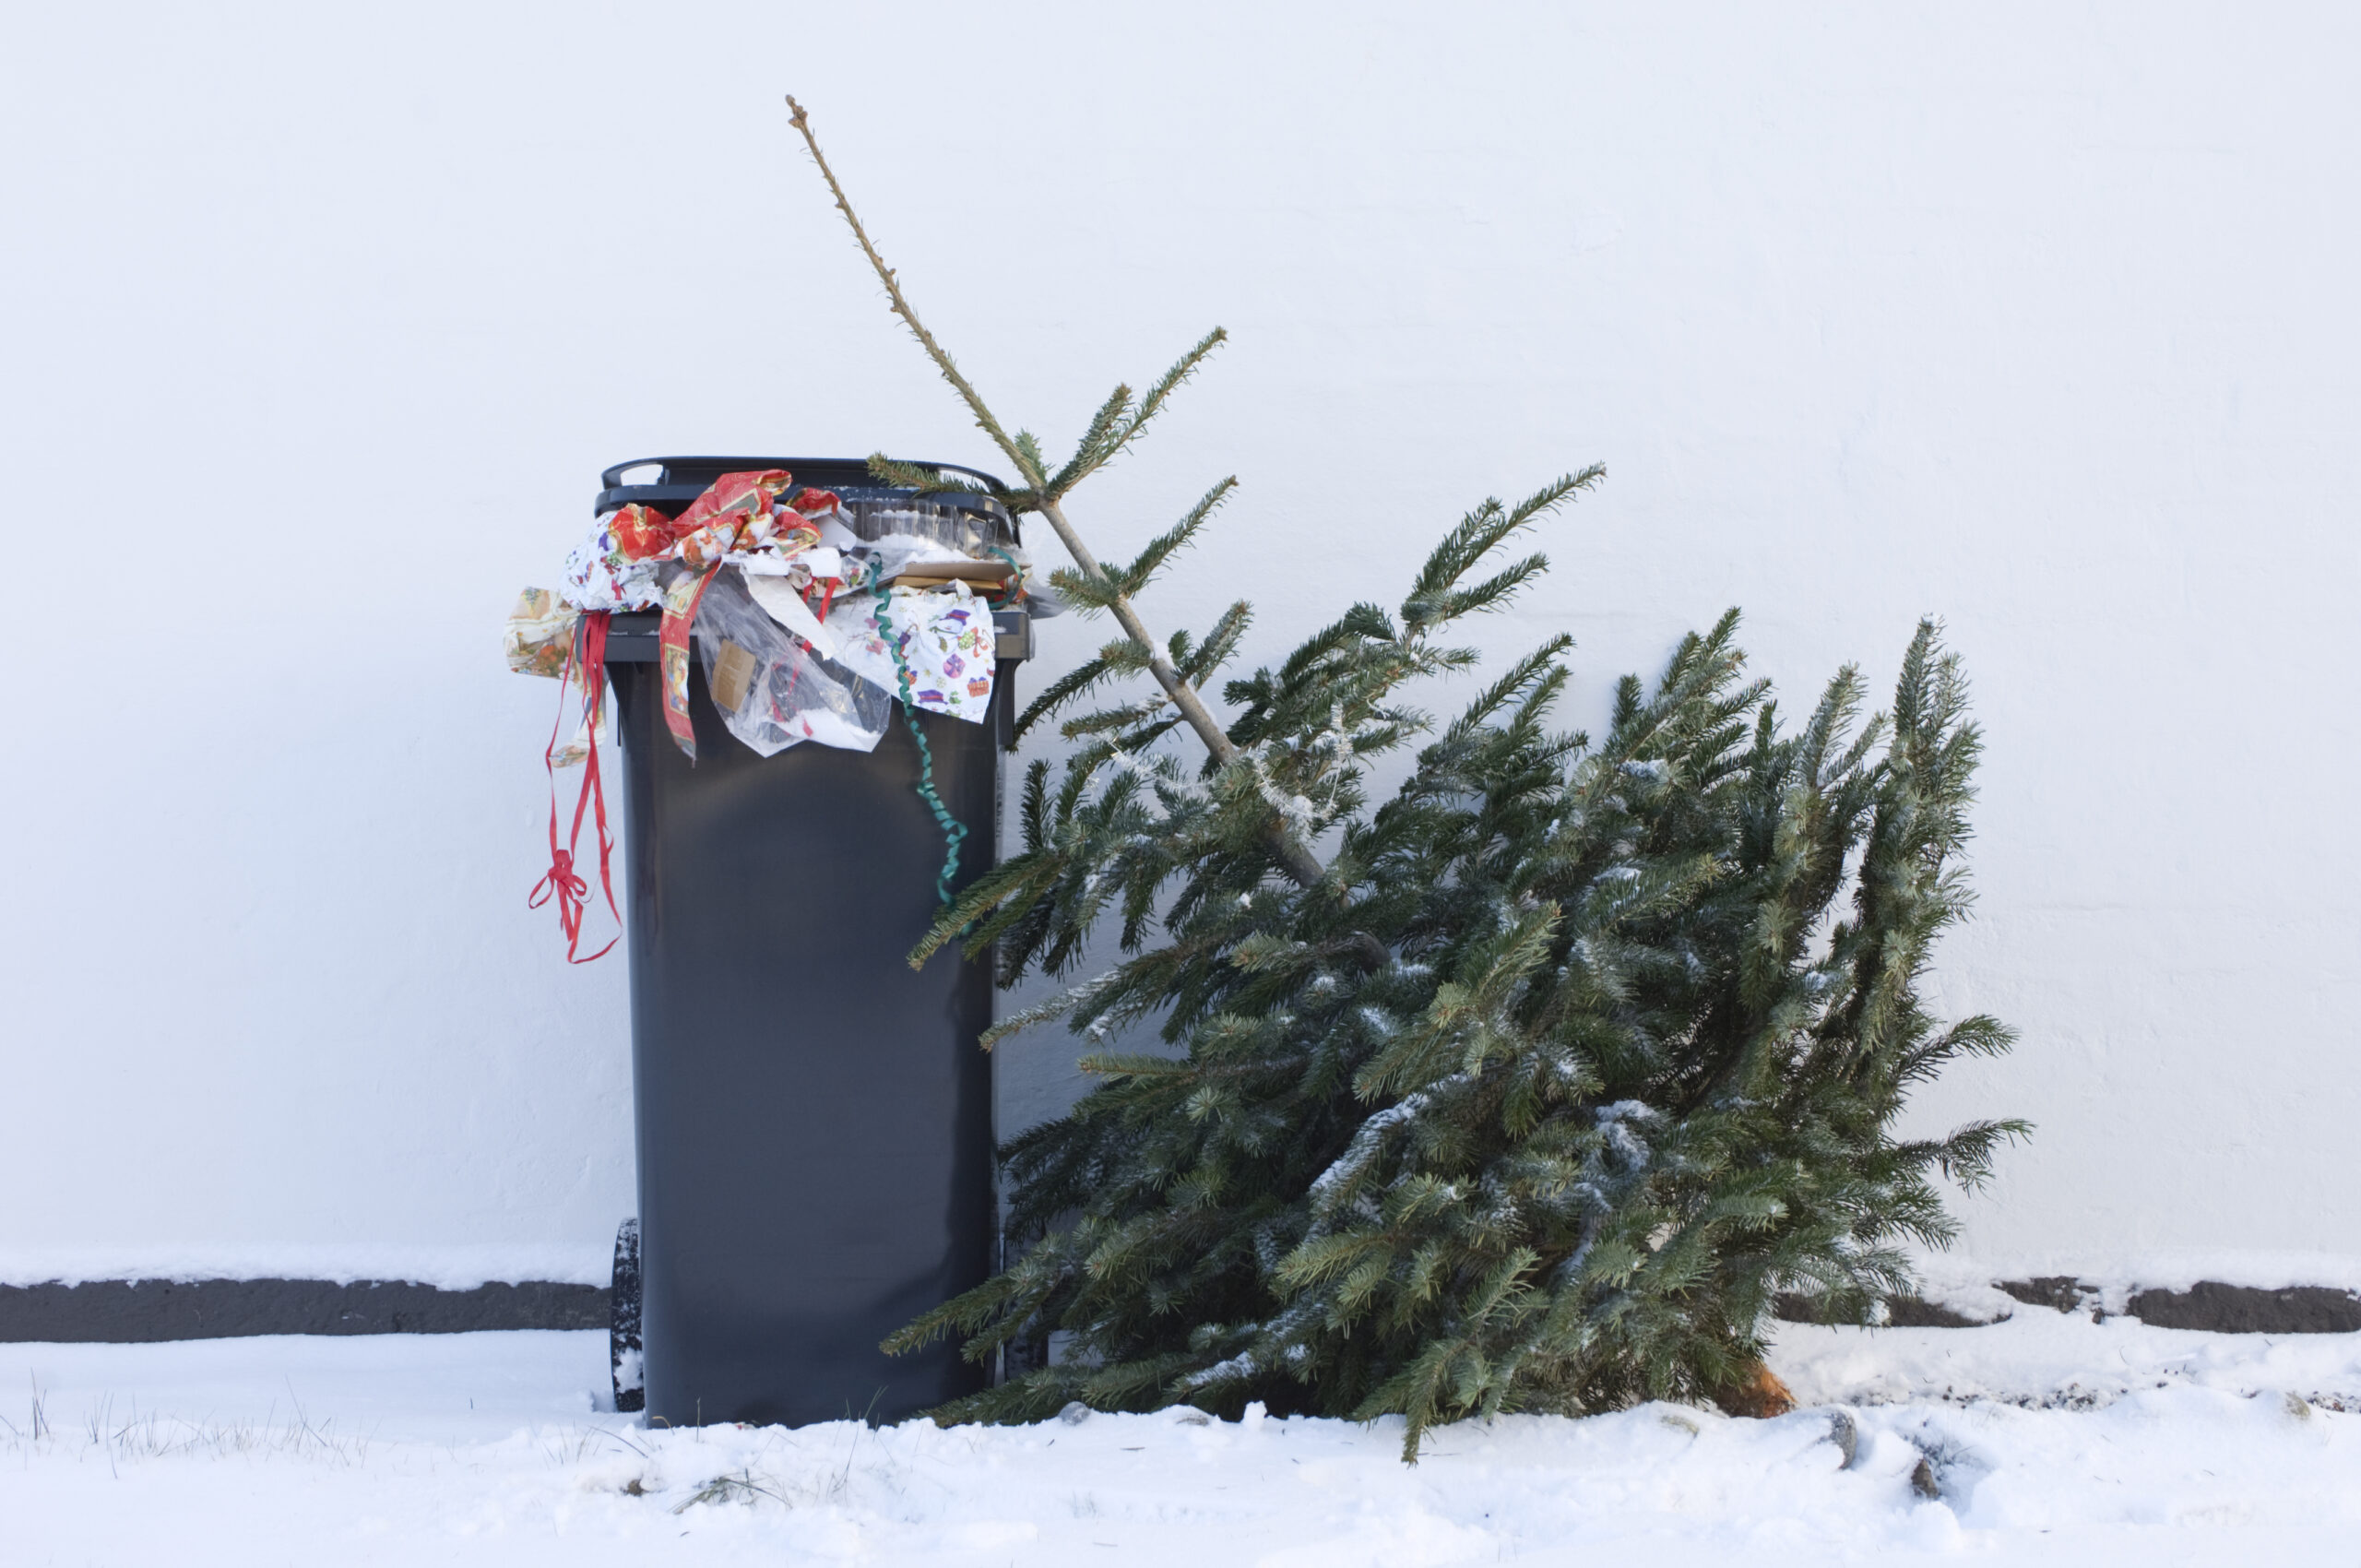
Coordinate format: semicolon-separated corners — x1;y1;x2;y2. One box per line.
7;1323;2361;1562
1778;1310;2361;1413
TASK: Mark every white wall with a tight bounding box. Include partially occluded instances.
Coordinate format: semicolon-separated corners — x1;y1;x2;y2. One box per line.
4;2;2355;1286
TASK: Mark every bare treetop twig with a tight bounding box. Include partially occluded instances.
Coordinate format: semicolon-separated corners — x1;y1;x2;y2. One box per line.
784;94;1325;888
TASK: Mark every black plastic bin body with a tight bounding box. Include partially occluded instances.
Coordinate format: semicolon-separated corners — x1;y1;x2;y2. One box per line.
597;457;1014;1428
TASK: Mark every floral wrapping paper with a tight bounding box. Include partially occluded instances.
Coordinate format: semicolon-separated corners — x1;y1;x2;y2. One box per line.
503;588;579;679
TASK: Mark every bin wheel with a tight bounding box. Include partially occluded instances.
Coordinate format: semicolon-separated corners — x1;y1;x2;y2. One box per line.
611;1218;644;1414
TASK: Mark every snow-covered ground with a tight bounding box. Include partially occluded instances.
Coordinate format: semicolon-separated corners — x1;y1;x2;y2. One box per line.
6;1322;2359;1564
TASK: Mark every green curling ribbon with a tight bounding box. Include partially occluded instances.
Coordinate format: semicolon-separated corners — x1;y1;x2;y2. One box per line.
872;575;968;909
984;544;1026;608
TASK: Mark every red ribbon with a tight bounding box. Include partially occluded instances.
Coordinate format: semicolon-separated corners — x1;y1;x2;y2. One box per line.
528;611;620;963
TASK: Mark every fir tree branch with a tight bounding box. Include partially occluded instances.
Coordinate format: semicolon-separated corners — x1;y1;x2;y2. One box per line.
787;93;1323;888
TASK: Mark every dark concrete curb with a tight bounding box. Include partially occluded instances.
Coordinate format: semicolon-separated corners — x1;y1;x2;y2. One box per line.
9;1273;2357;1343
0;1278;608;1343
2124;1281;2361;1335
1777;1277;2361;1335
1774;1292;1997;1328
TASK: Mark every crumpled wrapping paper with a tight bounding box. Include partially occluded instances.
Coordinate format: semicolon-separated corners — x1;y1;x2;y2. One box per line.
826;580;998;723
665;469;794;571
561;473;808;609
562;506;668;612
505;588;605;764
657;564;722;760
503;588;578;679
539;473;1010;760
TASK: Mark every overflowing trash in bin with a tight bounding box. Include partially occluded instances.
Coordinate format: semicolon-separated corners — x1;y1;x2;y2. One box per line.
504;465;1038;960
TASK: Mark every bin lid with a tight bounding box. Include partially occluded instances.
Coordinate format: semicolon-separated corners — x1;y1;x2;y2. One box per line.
596;456;1014;536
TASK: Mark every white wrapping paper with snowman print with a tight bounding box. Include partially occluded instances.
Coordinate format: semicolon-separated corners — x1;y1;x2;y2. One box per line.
825;580;998;722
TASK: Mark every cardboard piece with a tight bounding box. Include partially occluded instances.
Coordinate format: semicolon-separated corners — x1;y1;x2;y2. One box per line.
888;556;1014;592
711;640;758;713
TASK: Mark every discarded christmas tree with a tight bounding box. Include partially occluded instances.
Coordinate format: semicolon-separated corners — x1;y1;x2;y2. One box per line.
788;99;2026;1457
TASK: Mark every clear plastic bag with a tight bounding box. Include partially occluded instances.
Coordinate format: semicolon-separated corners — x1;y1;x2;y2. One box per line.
692;567;892;756
842;497;1002;555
